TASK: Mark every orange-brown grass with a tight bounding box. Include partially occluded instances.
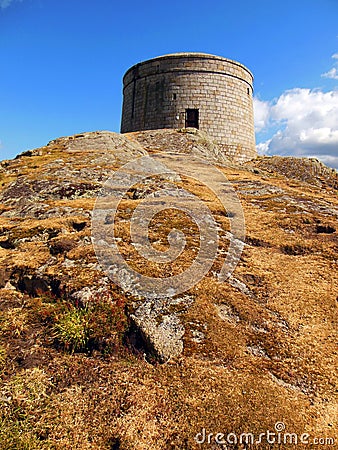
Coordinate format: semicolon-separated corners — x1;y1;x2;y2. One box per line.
0;133;337;449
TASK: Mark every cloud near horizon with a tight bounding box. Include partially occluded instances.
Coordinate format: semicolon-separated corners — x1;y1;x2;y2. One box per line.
254;88;338;169
321;53;338;80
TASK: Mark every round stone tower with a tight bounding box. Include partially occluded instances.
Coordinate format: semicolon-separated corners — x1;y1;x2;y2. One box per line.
121;52;256;162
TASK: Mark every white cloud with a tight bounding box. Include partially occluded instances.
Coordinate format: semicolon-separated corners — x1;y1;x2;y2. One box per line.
256;140;271;155
322;67;338;80
253;97;270;132
321;53;338;80
299;127;338;145
255;88;338;169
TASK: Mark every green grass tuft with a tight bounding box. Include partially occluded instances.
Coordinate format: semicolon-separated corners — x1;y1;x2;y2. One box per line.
53;306;89;354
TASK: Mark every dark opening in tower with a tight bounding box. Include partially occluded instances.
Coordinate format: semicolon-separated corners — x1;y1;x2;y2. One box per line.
185;109;199;129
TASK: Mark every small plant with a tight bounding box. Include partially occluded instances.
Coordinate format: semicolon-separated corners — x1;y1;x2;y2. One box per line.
49;292;129;355
53;306;89;353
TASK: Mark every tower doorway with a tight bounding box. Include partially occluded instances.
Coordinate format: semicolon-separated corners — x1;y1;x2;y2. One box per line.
185;109;199;129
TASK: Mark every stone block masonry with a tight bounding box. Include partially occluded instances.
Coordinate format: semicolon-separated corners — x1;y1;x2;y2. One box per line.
120;53;256;163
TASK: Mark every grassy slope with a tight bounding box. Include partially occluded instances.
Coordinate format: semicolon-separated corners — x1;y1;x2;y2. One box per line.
0;131;337;449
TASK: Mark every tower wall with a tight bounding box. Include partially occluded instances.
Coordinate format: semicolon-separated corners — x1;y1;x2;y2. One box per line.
121;53;256;162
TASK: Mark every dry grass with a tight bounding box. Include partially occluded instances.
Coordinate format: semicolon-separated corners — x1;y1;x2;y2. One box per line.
0;133;337;449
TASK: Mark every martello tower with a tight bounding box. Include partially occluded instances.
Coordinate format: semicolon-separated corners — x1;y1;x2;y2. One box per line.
121;52;256;162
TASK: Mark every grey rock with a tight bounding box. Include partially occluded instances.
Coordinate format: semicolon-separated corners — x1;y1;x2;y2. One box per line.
130;297;187;363
48;131;147;165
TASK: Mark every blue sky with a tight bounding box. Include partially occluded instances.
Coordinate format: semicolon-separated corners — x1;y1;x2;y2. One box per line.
1;0;338;167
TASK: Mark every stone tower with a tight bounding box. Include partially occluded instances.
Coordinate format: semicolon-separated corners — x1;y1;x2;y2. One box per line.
121;52;256;162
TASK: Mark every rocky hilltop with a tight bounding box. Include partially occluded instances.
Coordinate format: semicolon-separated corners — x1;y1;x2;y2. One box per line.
0;129;337;449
